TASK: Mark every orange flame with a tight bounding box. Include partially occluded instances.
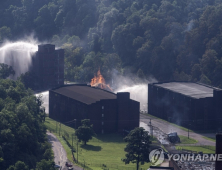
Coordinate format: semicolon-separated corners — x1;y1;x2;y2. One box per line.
90;69;113;91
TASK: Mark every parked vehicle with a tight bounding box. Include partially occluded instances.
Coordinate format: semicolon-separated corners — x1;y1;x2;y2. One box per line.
54;164;61;169
167;132;180;143
66;162;73;167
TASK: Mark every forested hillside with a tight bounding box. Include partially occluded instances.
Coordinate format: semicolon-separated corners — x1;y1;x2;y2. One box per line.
0;66;55;169
1;0;222;87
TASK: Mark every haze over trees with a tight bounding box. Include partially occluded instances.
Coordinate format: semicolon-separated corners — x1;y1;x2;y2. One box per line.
0;64;55;169
1;0;222;87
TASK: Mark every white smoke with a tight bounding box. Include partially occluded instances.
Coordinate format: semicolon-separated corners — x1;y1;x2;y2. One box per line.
0;39;38;78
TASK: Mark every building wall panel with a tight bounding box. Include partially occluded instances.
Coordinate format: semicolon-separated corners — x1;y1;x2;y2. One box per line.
49;87;140;134
148;82;222;130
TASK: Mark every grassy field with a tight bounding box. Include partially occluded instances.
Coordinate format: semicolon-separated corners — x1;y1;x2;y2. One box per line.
179;135;198;144
203;136;216;142
176;145;215;154
45;117;152;170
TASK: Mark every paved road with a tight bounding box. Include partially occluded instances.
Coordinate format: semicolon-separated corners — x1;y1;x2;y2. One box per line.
47;132;82;170
140;114;215;146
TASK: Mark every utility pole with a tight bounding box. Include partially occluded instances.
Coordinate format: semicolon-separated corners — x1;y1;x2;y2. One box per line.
59;123;61;136
74;119;77;129
72;134;73;150
71;133;75;162
56;121;57;133
188;128;189;139
149;119;153;137
84;159;85;169
188;124;191;139
77;140;78;163
74;119;78;162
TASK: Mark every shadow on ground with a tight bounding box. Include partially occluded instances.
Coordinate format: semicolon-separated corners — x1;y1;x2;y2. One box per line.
95;133;125;143
80;144;102;151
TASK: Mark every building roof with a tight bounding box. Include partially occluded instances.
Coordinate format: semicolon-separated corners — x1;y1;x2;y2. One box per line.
153;82;221;99
51;85;117;104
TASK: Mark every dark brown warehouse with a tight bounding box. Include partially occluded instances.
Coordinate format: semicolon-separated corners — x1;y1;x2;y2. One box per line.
49;84;140;133
148;82;222;130
30;44;64;90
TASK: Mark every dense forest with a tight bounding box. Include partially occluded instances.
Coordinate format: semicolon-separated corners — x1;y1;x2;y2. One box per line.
0;66;55;170
1;0;222;87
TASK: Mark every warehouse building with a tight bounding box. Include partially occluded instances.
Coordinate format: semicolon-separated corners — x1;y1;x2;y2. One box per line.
148;82;222;130
49;84;140;133
31;44;64;90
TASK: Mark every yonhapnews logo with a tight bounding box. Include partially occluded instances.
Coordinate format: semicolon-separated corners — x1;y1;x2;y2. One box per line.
149;148;165;166
149;148;222;166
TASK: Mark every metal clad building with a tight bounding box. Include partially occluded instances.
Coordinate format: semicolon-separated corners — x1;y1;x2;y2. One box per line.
148;82;222;130
49;84;140;133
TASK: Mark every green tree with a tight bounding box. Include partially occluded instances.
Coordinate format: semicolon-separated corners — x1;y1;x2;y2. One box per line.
137;69;145;79
173;70;191;81
2;0;222;88
36;159;55;170
7;165;15;170
18;71;38;90
200;74;211;85
0;26;11;40
0;63;15;79
200;50;218;78
14;161;28;170
0;146;4;165
34;4;57;39
122;127;151;170
191;64;202;81
0;79;52;169
75;119;95;145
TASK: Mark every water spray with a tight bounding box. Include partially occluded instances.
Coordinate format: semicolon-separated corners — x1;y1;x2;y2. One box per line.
0;41;38;78
115;84;148;111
